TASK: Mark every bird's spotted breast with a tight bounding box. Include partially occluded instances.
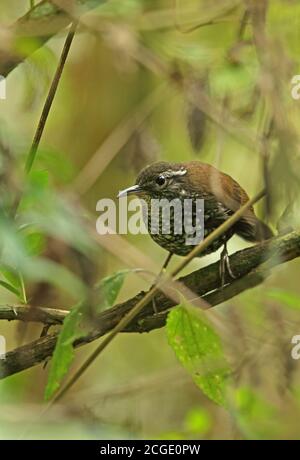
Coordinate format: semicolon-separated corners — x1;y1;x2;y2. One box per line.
143;193;234;256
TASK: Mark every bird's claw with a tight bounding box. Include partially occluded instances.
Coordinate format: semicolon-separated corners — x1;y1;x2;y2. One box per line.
152;297;159;315
219;244;236;288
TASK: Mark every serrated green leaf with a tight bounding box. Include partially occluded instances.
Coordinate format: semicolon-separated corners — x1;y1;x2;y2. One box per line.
44;304;84;400
167;303;229;406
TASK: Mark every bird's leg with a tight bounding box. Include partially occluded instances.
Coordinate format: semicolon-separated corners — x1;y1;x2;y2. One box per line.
152;252;173;314
219;242;236;288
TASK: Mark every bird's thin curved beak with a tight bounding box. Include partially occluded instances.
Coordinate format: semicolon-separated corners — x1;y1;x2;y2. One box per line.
117;184;142;198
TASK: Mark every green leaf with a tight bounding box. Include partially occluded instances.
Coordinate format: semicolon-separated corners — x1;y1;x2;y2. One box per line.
265;288;300;311
167;303;229;406
23;231;46;256
44;304;84;401
18;272;27;303
0;265;21;292
96;269;131;311
45;269;130;400
0;280;20;297
0;265;27;301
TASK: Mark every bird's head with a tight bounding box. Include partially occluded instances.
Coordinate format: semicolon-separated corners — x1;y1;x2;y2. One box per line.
118;162;189;201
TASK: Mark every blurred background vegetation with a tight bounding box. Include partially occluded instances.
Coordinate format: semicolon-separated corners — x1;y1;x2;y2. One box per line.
1;0;300;440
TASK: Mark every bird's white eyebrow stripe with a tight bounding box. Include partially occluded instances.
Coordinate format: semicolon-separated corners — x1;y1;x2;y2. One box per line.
164;168;187;178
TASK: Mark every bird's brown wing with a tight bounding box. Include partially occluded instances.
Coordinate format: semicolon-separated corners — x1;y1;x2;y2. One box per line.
189;162;273;242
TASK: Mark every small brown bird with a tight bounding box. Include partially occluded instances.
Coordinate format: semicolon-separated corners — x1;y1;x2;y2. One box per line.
118;161;273;284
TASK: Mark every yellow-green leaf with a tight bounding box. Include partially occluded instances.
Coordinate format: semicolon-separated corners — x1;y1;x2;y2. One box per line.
44;304;83;401
167;303;229;406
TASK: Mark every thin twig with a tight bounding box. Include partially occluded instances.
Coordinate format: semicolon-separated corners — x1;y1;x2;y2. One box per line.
25;21;78;174
0;305;67;324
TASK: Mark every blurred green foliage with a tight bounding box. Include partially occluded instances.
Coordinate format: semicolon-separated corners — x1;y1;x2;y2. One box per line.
0;0;300;441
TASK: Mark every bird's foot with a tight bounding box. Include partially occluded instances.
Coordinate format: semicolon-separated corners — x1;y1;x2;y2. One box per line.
219;244;236;288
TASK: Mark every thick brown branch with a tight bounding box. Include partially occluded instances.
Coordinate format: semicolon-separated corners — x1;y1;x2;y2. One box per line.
1;231;300;379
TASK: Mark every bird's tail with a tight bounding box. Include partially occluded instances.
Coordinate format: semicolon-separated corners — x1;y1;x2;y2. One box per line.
235;214;274;242
253;219;274;241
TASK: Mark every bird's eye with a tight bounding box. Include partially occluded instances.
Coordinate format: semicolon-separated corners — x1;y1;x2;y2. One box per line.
156;175;166;187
